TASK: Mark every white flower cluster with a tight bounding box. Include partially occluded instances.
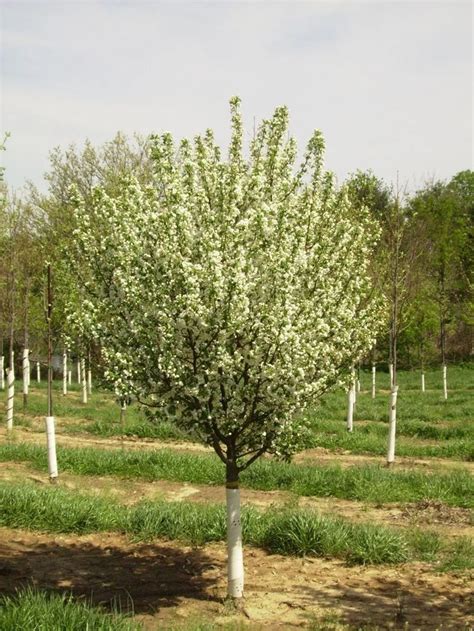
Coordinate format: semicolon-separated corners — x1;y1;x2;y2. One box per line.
68;98;383;471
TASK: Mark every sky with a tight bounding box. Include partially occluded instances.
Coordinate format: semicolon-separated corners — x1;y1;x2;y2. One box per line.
0;0;472;192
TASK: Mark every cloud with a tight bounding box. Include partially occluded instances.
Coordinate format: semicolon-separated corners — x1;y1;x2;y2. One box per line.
1;0;472;192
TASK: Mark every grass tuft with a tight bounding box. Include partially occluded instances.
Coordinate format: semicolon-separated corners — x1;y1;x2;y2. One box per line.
0;587;140;631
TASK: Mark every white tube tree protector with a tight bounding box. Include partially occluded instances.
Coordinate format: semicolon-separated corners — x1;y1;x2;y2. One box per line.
346;382;354;432
36;361;41;383
77;360;81;384
22;349;29;399
45;416;58;480
62;353;68;396
0;356;4;390
386;385;399;465
87;369;92;395
68;370;72;385
421;372;425;393
81;359;87;403
371;365;376;399
6;368;14;431
442;365;448;400
226;487;244;598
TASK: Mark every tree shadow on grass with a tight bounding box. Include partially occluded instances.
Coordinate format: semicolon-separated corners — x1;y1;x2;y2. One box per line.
0;537;220;614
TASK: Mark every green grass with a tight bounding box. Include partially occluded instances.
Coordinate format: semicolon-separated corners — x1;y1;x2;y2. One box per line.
1;442;472;508
0;481;420;566
0;481;470;571
0;587;140;631
302;364;474;460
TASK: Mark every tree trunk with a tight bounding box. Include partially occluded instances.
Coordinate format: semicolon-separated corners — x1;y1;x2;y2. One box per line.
371;363;376;399
386;386;399;465
68;369;72;386
421;371;425;393
439;266;448;400
7;297;14;431
77;359;81;384
36;361;41;383
0;355;4;390
226;462;244;599
81;358;87;403
62;351;68;396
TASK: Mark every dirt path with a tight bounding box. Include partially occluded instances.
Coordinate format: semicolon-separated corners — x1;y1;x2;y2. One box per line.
1;462;472;540
0;527;472;630
2;426;472;473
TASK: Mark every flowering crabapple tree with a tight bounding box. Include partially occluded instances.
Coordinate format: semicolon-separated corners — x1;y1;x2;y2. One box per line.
68;98;382;600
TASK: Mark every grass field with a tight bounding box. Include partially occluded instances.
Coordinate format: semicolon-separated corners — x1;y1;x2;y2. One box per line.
0;364;472;629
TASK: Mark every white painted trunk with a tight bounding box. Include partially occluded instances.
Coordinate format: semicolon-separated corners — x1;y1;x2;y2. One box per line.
0;356;4;390
386;386;399;464
442;365;448;400
22;349;29;397
6;368;14;431
77;360;81;384
68;370;72;385
81;359;87;403
45;416;58;479
62;353;68;395
346;383;354;432
371;365;376;399
226;487;244;599
87;369;92;395
421;372;425;393
389;363;394;387
356;378;361;393
36;361;41;383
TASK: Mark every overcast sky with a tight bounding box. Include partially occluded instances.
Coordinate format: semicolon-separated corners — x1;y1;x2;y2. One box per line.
1;0;472;192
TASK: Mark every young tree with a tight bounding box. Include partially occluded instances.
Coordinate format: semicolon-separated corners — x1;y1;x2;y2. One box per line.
44;263;58;481
67;99;382;599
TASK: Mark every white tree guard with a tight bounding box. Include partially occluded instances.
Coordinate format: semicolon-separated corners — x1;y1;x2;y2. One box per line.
62;353;68;396
0;356;4;390
421;372;425;393
81;359;87;403
386;385;399;464
77;360;81;384
6;368;14;431
36;361;41;383
45;416;58;479
371;365;376;399
226;487;244;598
442;365;448;400
87;369;92;395
22;349;29;397
346;383;354;432
68;370;72;385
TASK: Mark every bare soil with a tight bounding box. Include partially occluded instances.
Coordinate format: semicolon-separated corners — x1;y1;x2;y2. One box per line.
0;527;472;630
